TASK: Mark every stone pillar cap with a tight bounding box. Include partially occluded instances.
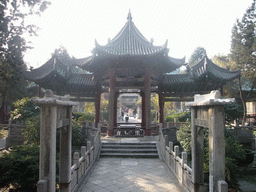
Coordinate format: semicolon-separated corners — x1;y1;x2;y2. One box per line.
186;90;235;107
32;89;79;106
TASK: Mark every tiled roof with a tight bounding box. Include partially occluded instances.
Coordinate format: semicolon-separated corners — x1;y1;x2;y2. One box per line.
94;12;167;56
163;74;193;85
191;56;240;81
73;12;185;73
67;74;96;86
24;57;68;81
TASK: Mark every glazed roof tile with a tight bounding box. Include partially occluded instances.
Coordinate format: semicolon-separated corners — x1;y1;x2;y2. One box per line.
191;56;240;81
24;56;67;81
94;11;167;56
67;74;96;86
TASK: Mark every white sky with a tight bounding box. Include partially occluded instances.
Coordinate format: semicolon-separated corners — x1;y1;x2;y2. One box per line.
23;0;253;68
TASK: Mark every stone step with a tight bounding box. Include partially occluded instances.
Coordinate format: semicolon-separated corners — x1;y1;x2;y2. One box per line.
101;148;158;153
101;142;156;146
100;152;159;158
101;144;156;148
100;141;159;158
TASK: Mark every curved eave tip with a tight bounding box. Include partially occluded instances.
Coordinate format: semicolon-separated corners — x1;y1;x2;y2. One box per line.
164;39;168;47
95;39;99;47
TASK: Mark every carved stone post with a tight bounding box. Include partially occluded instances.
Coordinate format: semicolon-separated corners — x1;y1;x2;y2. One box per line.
33;90;78;192
186;90;234;192
59;106;72;192
38;104;57;192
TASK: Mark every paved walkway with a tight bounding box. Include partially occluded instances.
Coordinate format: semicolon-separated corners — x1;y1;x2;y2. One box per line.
77;157;185;192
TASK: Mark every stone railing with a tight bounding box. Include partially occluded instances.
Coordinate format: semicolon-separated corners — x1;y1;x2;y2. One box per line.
158;123;193;191
71;124;101;191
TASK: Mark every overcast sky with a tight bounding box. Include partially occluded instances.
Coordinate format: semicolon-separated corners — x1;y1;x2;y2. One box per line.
23;0;253;68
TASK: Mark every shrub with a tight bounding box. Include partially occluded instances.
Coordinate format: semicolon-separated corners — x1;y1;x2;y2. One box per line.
224;103;243;123
0;145;39;191
164;111;190;122
11;97;40;122
77;112;95;122
177;121;191;152
151;110;158;120
204;128;245;190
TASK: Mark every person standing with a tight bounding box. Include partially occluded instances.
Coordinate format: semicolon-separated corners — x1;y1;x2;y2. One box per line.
121;111;124;121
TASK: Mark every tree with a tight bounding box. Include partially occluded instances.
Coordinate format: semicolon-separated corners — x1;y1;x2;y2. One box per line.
0;0;50;123
188;47;206;66
230;1;256;121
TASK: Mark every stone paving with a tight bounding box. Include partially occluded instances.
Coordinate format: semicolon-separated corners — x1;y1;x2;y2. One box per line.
77;157;185;192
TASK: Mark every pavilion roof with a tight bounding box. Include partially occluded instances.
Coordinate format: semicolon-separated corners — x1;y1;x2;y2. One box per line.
160;55;241;96
94;11;167;56
191;56;240;81
74;11;185;73
23;56;97;96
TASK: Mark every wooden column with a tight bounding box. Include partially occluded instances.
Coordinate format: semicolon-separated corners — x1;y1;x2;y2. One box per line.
107;69;115;136
141;91;146;128
159;92;164;125
144;71;151;136
95;92;101;127
113;92;118;128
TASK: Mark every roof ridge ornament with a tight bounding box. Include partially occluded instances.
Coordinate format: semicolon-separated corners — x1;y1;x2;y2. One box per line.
127;9;132;21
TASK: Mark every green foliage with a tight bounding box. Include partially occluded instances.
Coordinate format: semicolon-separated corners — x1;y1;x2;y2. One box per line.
164;111;190;122
84;102;95;114
72;121;87;152
11;97;41;144
0;0;50;121
77;112;95;122
224;103;244;123
23;115;40;145
230;1;256;120
11;97;40;122
177;121;191;152
151;110;158;120
100;96;109;121
0;145;39;191
203;128;245;190
73;112;85;121
188;47;206;66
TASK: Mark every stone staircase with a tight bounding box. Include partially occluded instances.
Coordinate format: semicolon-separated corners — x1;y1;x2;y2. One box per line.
100;141;159;158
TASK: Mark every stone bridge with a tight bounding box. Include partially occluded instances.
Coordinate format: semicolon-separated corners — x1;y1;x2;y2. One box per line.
34;90;235;192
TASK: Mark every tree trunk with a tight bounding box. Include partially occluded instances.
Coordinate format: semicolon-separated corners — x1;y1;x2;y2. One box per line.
0;83;8;124
239;77;256;122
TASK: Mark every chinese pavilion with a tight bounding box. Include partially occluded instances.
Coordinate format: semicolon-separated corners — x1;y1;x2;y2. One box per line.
24;11;240;136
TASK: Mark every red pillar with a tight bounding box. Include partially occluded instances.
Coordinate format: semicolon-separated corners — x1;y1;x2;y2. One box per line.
113;92;118;128
107;69;115;136
141;91;146;128
144;71;151;136
95;92;101;127
159;93;164;125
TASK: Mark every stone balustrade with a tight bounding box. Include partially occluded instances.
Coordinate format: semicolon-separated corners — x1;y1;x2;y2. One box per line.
70;123;101;191
159;123;193;191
